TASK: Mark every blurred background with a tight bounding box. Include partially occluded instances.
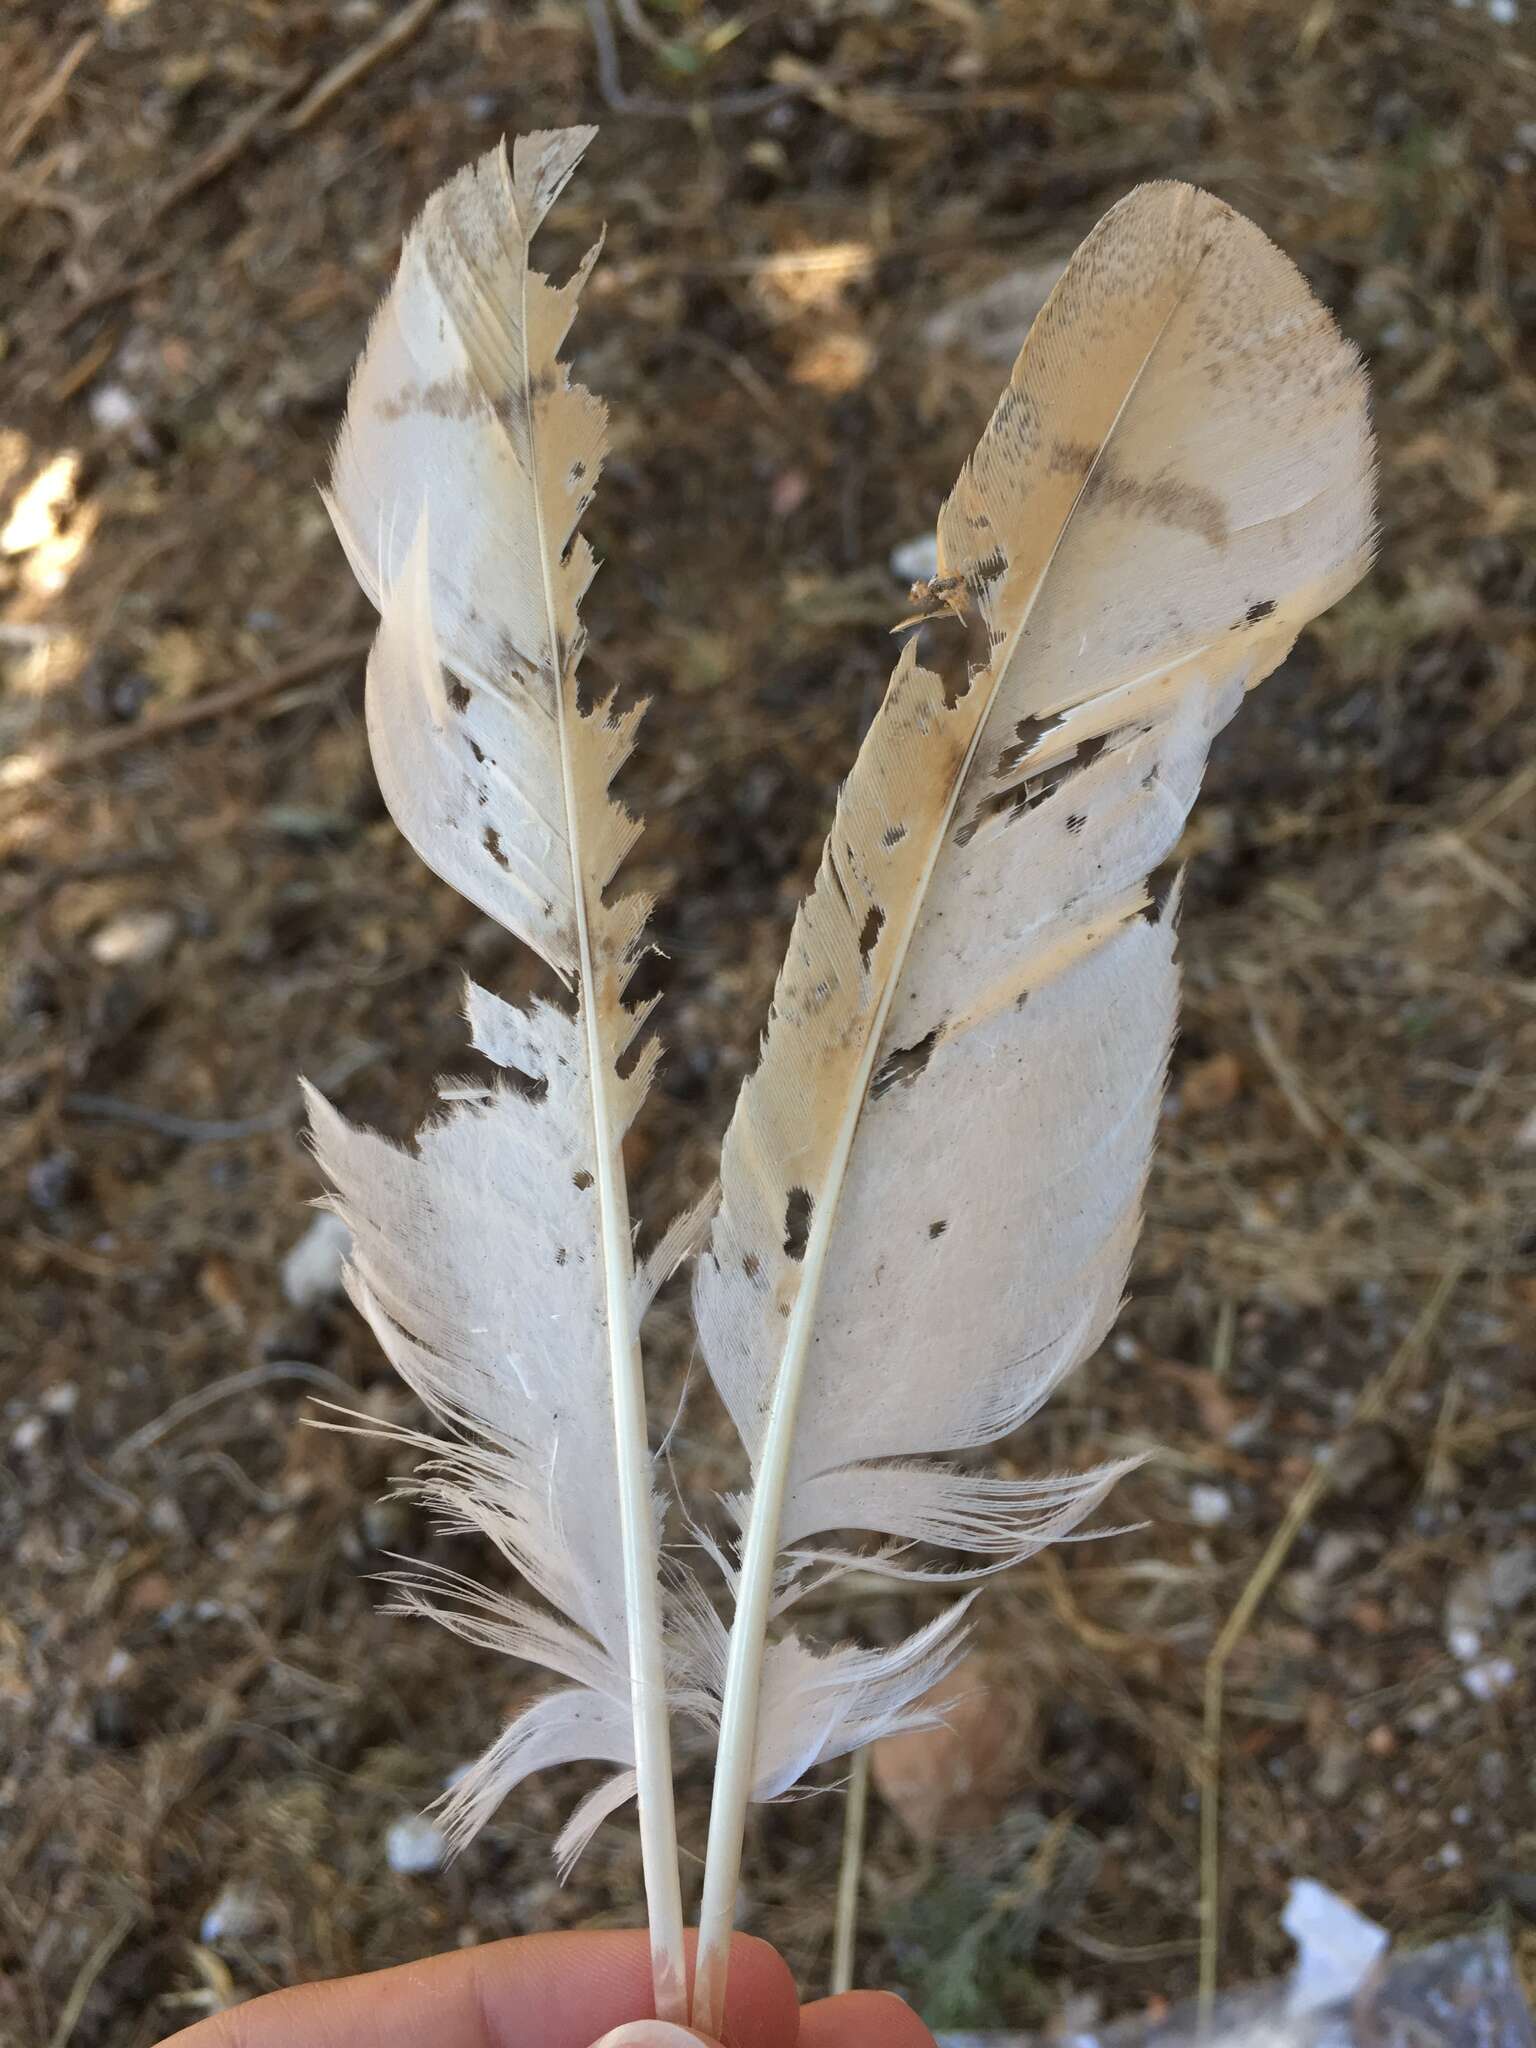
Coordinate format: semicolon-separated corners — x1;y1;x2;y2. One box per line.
2;3;1533;2044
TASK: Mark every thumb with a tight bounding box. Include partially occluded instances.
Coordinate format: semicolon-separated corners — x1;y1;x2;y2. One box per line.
589;2026;719;2047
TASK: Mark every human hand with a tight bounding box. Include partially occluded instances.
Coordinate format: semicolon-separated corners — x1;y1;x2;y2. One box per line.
161;1929;938;2047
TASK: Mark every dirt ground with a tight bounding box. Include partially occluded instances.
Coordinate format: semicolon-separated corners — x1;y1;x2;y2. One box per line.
2;4;1533;2044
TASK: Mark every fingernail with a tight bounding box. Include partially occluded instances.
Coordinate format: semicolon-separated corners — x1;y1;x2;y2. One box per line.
588;2023;710;2048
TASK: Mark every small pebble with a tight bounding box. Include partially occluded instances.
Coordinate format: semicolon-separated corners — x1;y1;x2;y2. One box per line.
888;533;939;585
88;907;178;968
27;1151;80;1211
387;1813;448;1875
1189;1482;1233;1527
1313;1532;1361;1580
281;1211;352;1309
1462;1656;1517;1701
89;383;146;437
200;1883;272;1944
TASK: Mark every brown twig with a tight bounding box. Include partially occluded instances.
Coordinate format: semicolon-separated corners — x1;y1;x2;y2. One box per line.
283;0;449;133
34;260;174;345
45;1908;134;2048
583;0;789;118
1196;1259;1464;2016
2;30;98;169
3;633;370;792
146;73;305;226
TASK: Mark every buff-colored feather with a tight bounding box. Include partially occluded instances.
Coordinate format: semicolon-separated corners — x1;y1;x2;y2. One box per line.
689;182;1374;2030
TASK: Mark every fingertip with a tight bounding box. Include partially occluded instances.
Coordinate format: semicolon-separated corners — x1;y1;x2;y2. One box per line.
713;1933;800;2048
797;1989;939;2048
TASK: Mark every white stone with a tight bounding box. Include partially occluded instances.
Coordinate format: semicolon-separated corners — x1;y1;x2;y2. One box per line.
888;533;939;585
1189;1482;1233;1527
922;258;1068;363
11;1415;45;1454
386;1813;448;1875
281;1210;352;1308
1463;1656;1516;1700
200;1883;271;1944
89;383;143;434
88;908;178;968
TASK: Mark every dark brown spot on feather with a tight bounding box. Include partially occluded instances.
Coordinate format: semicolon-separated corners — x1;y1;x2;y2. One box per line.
1245;598;1276;623
959;755;1078;844
998;713;1063;775
928;1219;947;1240
483;826;509;869
448;680;471;714
873;1026;940;1097
1051;439;1229;547
375;373;480;421
573;1170;593;1190
783;1187;813;1262
858;905;885;968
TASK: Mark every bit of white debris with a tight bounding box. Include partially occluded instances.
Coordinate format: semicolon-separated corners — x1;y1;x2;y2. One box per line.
1283;1878;1389;2017
11;1414;46;1455
88;907;178;968
386;1813;449;1875
281;1211;353;1309
1444;1541;1536;1660
1189;1482;1233;1527
200;1883;272;1944
41;1381;78;1417
888;532;939;585
1312;1532;1361;1580
1462;1656;1517;1701
1488;0;1517;23
89;383;144;434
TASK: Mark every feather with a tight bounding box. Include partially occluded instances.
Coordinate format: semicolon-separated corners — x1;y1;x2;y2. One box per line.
307;132;691;2023
689;181;1375;2030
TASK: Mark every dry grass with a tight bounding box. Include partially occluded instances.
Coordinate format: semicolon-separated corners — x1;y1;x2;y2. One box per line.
2;3;1533;2043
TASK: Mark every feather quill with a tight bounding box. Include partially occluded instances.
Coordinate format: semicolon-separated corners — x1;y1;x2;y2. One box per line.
307;131;692;2022
689;182;1374;2030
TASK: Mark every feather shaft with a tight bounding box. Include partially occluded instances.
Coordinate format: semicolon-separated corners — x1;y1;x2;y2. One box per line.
538;257;688;2035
